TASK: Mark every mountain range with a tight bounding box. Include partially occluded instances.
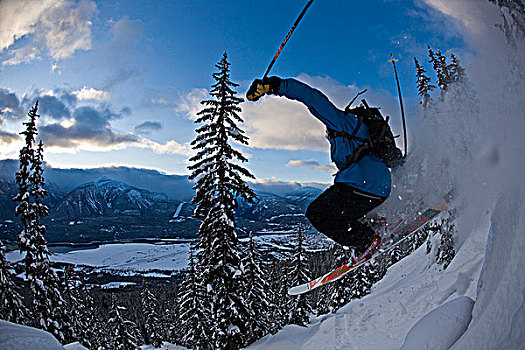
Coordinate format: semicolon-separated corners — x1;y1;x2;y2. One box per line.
0;159;322;243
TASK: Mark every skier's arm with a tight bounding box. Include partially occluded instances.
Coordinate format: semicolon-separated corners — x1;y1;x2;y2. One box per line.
277;78;354;130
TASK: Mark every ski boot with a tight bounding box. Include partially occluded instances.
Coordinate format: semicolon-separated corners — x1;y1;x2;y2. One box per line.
350;232;382;265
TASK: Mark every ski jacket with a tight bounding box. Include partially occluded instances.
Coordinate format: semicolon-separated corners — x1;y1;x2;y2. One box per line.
277;78;391;197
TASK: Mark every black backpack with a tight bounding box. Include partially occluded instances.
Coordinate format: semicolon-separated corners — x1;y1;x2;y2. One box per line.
326;99;403;169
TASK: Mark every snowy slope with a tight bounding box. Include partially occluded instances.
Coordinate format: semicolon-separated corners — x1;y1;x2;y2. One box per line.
249;208;490;350
0;320;65;350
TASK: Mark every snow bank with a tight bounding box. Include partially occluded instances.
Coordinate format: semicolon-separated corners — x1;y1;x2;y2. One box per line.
0;320;64;350
453;193;525;349
400;296;474;350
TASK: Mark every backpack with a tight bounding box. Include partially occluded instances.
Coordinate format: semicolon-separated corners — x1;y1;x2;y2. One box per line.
326;99;403;169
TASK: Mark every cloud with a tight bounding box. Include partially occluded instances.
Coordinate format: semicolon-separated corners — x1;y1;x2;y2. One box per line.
39;106;139;149
0;128;19;144
37;94;72;120
242;96;328;151
135;121;163;134
285;160;320;168
138;139;193;156
1;88;193;158
0;88;23;120
285;159;336;173
176;88;209;120
1;46;41;66
72;86;111;102
0;0;96;64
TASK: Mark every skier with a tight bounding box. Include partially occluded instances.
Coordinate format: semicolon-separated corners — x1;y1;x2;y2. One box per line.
247;77;402;262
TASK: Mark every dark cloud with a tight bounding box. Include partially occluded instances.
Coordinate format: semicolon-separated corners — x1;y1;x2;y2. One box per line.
2;87;138;150
120;106;132;116
0;88;22;119
134;121;162;134
37;95;71;120
40;105;139;148
0;128;19;144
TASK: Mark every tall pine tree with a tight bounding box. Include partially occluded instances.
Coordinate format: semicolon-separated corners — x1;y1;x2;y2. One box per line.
13;102;72;343
242;232;271;344
140;280;163;348
414;57;436;108
428;46;451;94
107;295;141;350
326;244;353;313
287;225;312;326
188;52;257;349
179;248;211;349
0;240;29;323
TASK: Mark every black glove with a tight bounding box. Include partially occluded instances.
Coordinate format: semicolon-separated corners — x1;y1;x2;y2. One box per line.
246;76;281;101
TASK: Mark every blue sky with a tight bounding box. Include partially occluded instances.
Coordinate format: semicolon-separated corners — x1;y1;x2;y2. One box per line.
0;0;473;185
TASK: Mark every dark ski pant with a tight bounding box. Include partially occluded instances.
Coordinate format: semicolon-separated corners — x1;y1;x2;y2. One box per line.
306;183;386;253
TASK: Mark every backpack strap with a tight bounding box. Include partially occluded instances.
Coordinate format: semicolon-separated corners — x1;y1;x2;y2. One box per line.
326;115;372;170
326;115;368;143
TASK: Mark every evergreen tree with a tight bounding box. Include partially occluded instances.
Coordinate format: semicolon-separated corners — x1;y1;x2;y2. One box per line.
178;248;211;349
448;54;466;84
325;244;353;313
188;52;256;349
140;280;163;348
267;258;287;333
82;287;103;349
436;216;456;269
287;225;312;326
13;102;72;343
63;266;86;346
428;46;451;94
163;289;182;345
107;295;141;350
389;244;404;265
0;240;29;323
414;57;436;108
242;232;271;344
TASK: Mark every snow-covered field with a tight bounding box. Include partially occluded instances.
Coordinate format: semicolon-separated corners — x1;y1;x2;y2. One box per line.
7;242;191;273
5;233;331;275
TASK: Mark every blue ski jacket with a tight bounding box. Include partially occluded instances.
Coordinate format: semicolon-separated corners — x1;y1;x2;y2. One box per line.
277;78;392;198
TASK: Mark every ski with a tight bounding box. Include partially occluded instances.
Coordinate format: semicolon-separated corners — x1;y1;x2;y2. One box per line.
288;195;450;296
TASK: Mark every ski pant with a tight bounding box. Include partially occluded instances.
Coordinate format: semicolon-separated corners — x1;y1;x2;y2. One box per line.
305;182;386;253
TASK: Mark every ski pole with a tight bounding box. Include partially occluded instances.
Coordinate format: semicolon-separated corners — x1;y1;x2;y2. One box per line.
388;53;408;157
262;0;314;81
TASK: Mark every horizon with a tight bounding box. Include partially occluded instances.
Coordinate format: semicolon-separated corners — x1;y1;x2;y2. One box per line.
0;0;481;185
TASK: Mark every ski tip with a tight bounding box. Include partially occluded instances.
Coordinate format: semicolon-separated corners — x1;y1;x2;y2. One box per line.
288;283;310;296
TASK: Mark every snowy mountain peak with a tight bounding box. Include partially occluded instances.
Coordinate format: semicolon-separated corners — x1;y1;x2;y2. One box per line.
53;178;171;219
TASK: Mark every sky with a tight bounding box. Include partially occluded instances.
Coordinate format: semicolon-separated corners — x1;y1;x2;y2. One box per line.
0;0;479;185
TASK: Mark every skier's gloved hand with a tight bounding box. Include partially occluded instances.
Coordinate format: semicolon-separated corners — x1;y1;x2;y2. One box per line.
246;76;281;101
